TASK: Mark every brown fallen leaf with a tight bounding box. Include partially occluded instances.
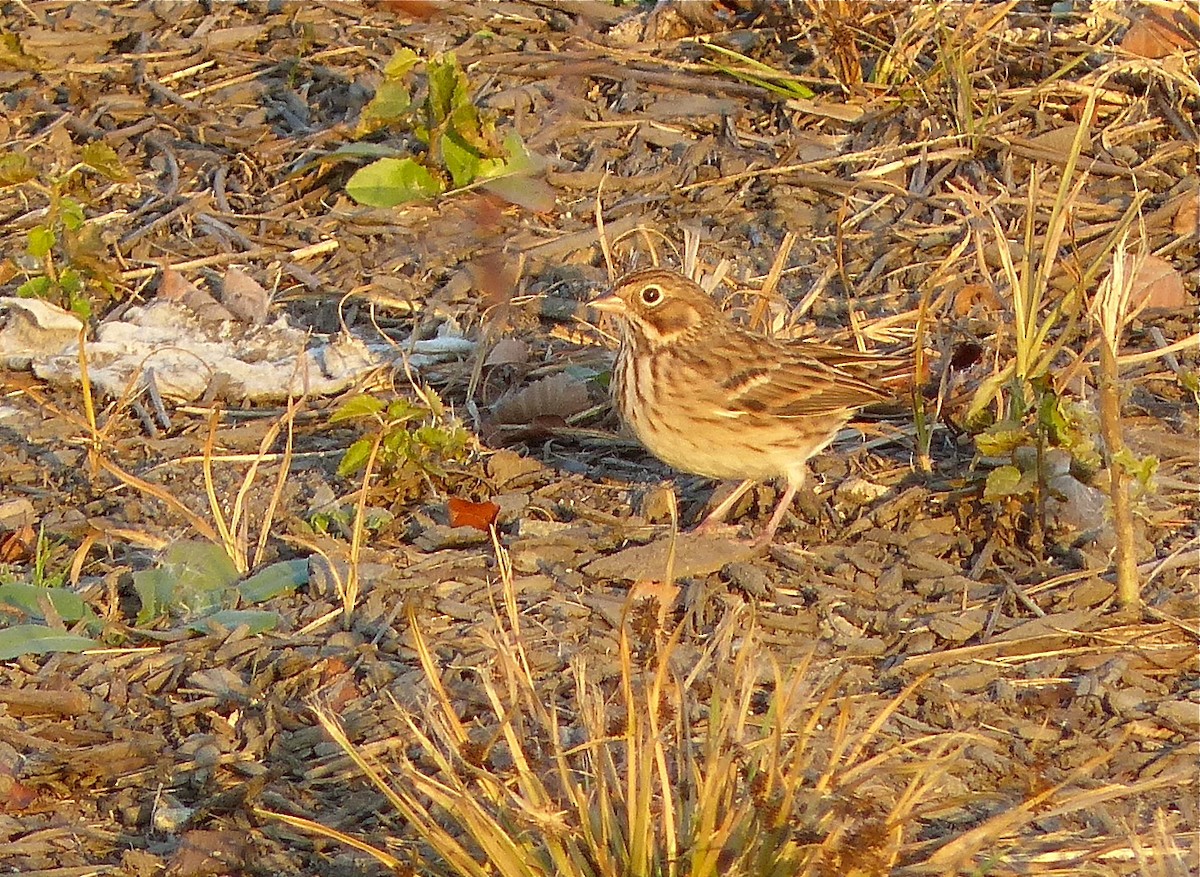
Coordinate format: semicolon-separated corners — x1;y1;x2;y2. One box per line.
158;267;234;323
167;829;251;877
952;282;1005;317
484;337;529;368
448;496;500;531
219;266;271;325
494;373;592;425
1125;254;1188;312
1121;4;1199;58
1173;195;1198;238
0;524;35;563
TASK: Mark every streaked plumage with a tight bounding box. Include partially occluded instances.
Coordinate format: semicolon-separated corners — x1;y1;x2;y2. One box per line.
589;268;903;544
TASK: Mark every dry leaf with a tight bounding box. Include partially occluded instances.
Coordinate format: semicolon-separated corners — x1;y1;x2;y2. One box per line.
0;524;35;563
1028;123;1089;155
1126;254;1188;311
448;497;500;531
494;373;591;425
167;829;250;877
1122;5;1199;58
953;283;1005;316
1173;196;1198;238
158;268;234;323
319;658;361;713
219;267;271;325
484;337;529;368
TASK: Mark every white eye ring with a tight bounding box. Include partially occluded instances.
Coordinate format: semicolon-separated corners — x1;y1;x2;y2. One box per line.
640;285;663;306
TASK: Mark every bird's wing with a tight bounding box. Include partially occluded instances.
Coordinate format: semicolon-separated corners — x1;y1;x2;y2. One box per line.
721;343;892;418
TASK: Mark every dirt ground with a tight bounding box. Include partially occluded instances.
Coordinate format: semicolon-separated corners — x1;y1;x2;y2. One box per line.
0;2;1197;875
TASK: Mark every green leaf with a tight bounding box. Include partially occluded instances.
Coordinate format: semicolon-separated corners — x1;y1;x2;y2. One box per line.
448;100;489;150
984;465;1025;500
1113;448;1158;487
188;609;280;635
239;559;309;604
59;267;84;298
15;276;52;298
358;79;413;134
441;130;482;187
498;131;538;175
59;197;86;231
974;427;1027;457
383;47;422;79
426;53;469;125
345;157;443;207
381;428;410;458
0;582;93;623
0;152;36;186
132;541;241;624
27;226;55;259
80;141;132;181
329;393;386;423
385;398;429;423
417;384;445;418
338;437;376;477
0;625;95;660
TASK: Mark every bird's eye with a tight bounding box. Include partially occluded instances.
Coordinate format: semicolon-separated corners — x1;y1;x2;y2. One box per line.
640;285;663;306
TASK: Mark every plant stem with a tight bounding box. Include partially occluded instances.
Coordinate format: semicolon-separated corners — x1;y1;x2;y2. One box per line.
1097;338;1139;608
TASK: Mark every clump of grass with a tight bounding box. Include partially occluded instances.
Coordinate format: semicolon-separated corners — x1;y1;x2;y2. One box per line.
273;545;980;876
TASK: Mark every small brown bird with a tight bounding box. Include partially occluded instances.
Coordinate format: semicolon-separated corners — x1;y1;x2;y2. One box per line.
590;268;902;545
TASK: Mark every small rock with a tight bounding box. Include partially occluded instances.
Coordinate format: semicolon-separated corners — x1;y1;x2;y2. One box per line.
514;518;575;538
1105;687;1151;716
493;491;530;519
834;476;889;509
722;562;773;598
584;532;759;582
876;564;904;592
412;524;490;552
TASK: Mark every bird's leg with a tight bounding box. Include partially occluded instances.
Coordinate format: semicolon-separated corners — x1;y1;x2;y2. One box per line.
693;478;756;535
753;476;802;548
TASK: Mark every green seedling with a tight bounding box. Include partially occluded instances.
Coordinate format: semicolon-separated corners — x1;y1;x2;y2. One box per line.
330;49;544;207
132;540;307;628
330;386;473;501
1;143;128;318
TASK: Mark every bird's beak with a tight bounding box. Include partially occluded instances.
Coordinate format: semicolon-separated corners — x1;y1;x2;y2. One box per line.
588;292;625;314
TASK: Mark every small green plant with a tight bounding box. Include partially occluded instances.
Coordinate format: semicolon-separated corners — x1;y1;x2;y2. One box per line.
0;526;100;659
0;142;128;318
131;540;306;630
335;49;542;207
330;384;473;501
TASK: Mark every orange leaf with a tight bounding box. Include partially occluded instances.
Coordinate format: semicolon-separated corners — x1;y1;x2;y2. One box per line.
448;497;500;531
1122;6;1198;58
1125;254;1188;311
0;525;35;563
